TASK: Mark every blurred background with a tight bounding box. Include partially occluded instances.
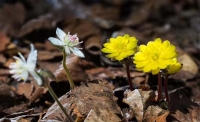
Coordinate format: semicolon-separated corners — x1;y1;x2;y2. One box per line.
0;0;200;121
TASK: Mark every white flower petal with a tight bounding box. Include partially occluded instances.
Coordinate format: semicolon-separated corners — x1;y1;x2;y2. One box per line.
27;44;37;68
65;46;71;55
13;56;24;63
12;70;28;81
20;71;29;81
9;69;17;74
71;47;85;58
9;63;18;68
18;53;26;62
56;28;67;42
29;71;43;86
48;37;65;46
12;74;20;79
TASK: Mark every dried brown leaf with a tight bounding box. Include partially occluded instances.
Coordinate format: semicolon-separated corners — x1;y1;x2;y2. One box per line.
42;80;122;121
125;0;157;26
0;2;26;36
84;35;102;55
143;106;169;122
169;89;199;112
86;66;145;81
54;56;89;82
15;82;33;99
89;4;120;20
123;89;156;122
0;68;9;82
0;32;10;52
84;108;122;122
37;51;62;61
168;106;200;122
0;54;6;64
44;40;58;51
171;53;198;80
63;19;100;39
2;108;41;121
17;13;60;37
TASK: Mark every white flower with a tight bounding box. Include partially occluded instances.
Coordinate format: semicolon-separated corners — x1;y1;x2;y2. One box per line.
9;44;42;86
48;28;84;58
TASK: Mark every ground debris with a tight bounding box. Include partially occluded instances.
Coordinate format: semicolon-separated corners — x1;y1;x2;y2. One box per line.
42;80;122;122
122;89;168;122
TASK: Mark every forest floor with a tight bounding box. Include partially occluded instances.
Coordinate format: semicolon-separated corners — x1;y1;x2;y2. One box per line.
0;0;200;122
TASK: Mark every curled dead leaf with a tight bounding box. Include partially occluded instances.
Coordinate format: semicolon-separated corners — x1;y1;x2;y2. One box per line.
84;35;102;55
143;106;169;122
42;80;122;122
84;108;122;122
123;89;156;122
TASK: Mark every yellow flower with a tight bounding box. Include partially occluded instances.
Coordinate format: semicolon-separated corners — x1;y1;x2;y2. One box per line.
101;34;138;61
166;58;182;75
133;38;178;75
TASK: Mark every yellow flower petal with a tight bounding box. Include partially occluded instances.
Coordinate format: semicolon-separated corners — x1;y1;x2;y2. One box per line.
133;38;179;75
101;34;138;61
101;48;115;53
152;68;160;75
134;52;146;61
139;45;147;52
166;58;182;74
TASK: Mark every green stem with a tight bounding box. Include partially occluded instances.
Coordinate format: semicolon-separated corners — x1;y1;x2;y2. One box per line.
44;82;74;122
164;76;169;102
157;72;162;102
62;51;75;89
125;63;134;91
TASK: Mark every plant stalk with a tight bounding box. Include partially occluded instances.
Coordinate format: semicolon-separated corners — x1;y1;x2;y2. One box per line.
158;72;162;102
62;51;75;89
125;63;134;91
164;76;169;102
44;82;74;122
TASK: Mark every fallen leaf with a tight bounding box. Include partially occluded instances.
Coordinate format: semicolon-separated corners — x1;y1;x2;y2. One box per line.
84;108;122;122
84;35;102;55
44;40;58;51
123;89;157;122
37;50;62;61
0;68;10;82
0;54;6;64
125;0;157;26
2;108;41;121
0;2;26;36
143;106;169;122
14;82;33;99
0;83;18;109
63;19;100;39
89;4;120;20
179;53;198;74
168;89;199;115
54;55;89;82
38;61;61;73
0;32;10;52
168;106;200;122
42;80;122;121
172;53;198;80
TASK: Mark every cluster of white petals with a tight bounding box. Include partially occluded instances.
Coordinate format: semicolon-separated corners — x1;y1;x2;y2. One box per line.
48;28;84;57
9;44;42;85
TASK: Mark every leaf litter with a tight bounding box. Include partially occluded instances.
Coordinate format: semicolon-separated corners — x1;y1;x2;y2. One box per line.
0;0;200;122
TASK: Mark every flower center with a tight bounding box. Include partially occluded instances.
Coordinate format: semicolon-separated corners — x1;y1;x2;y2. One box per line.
117;43;126;51
152;53;159;60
